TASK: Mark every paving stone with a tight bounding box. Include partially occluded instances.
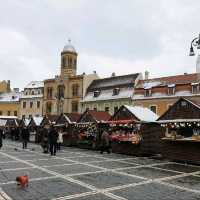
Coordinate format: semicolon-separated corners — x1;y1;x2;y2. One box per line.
0;155;15;162
74;171;143;189
71;193;115;200
46;164;101;175
117;167;180;179
111;182;200;200
0;161;30;170
91;160;138;169
154;163;200;173
15;154;49;161
30;158;74;166
68;156;108;163
1;177;90;200
164;175;200;191
0;168;52;184
123;157;165;165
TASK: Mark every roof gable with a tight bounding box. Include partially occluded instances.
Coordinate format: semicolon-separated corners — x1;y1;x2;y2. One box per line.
111;105;158;122
136;73;200;89
87;73;139;91
158;97;200;121
78;110;111;123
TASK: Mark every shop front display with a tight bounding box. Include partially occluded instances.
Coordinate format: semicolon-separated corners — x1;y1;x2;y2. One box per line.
158;98;200;164
109;105;163;156
76;110;111;150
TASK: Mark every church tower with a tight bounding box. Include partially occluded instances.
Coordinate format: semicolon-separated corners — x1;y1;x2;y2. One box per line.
61;40;78;78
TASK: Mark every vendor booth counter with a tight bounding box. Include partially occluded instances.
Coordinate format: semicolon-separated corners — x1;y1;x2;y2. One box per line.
75;110;111;150
108;105;164;156
158;98;200;165
55;113;81;147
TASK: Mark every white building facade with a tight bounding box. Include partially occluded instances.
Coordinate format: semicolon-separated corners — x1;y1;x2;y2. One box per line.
20;81;44;119
81;73;142;115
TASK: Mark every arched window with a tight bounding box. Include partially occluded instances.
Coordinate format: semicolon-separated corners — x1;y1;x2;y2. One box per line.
31;91;34;95
62;57;66;67
58;85;65;100
46;102;52;113
72;84;79;97
68;57;72;67
72;101;78;113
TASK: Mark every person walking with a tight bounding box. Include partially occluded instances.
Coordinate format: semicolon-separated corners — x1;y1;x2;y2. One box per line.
57;129;63;151
100;130;111;154
41;127;49;153
0;128;4;149
48;126;58;156
21;127;29;149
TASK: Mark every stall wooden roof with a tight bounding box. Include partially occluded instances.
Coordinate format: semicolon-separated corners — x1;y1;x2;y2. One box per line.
157;97;200;122
40;115;59;126
78;110;111;123
56;113;81;125
110;105;158;123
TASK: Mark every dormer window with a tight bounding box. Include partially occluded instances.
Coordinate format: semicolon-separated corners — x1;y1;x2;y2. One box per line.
144;89;151;97
191;83;199;94
94;90;100;97
168;84;175;95
113;88;120;96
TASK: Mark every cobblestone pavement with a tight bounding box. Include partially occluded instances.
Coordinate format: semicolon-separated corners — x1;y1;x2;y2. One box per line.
0;140;200;200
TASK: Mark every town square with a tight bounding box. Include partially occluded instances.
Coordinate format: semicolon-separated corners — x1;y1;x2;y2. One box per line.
0;1;200;199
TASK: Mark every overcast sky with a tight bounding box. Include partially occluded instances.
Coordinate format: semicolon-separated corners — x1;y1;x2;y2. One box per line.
0;0;199;89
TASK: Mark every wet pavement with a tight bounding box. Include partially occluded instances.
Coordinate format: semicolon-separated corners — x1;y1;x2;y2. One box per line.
0;140;199;200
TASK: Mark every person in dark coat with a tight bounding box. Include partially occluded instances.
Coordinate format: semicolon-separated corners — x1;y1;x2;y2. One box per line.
41;128;49;153
21;127;29;149
0;128;4;149
100;131;111;154
48;126;58;156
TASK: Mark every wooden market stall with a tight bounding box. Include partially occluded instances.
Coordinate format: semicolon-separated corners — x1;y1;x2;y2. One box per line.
109;105;164;156
28;116;43;143
75;110;111;149
55;113;81;146
40;115;59;127
0;116;20;140
157;97;200;164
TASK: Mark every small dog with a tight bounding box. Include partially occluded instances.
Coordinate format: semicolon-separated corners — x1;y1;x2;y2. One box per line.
16;175;29;188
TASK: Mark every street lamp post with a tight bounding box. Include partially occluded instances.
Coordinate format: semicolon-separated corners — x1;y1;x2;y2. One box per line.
189;34;200;72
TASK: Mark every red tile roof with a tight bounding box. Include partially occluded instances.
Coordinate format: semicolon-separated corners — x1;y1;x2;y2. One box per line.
64;113;81;123
136;73;200;88
88;110;111;121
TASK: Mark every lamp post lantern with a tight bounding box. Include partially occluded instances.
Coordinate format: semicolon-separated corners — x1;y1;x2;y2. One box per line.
189;34;200;72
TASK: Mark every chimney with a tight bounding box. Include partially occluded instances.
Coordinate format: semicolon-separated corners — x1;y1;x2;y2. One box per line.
7;80;10;92
145;71;149;80
111;72;116;77
13;88;19;93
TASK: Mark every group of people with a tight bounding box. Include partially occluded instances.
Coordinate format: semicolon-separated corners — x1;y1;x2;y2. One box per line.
41;126;64;156
0;124;112;155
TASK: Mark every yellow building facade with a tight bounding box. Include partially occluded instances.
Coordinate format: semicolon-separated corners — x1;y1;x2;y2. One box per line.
0;80;11;93
43;41;99;115
0;91;21;117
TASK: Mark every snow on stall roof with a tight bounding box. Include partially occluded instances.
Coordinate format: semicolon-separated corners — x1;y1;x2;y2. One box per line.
124;105;159;122
0;119;7;126
33;116;43;126
0;116;18;119
25;81;44;89
25;119;30;126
